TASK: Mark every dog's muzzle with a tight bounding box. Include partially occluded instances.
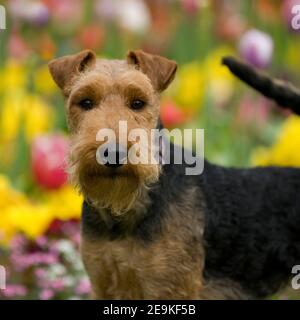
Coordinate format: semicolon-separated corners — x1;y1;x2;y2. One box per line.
96;143;127;168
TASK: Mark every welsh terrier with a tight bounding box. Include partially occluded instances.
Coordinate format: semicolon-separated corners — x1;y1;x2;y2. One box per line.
48;50;300;299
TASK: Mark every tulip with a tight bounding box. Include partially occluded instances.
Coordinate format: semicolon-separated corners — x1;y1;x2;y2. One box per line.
237;95;271;126
117;0;151;34
96;0;151;34
215;14;245;41
31;135;69;190
78;25;105;50
181;0;201;15
238;29;273;68
9;0;49;26
46;0;82;31
95;0;119;21
8;31;30;61
25;2;50;26
160;101;186;128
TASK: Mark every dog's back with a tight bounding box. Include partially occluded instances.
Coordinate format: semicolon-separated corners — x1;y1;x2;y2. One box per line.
201;162;300;298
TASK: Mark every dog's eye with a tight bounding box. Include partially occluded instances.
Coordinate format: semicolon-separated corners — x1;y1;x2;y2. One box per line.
131;99;145;110
79;99;94;110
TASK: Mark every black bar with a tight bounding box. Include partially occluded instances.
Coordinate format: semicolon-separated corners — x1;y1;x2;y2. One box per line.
0;300;298;319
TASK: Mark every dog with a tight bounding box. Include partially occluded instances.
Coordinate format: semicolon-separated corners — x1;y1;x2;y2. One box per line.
48;50;300;299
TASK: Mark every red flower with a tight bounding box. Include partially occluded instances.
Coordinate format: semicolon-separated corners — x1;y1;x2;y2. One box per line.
160;101;186;128
78;25;105;50
31;134;69;189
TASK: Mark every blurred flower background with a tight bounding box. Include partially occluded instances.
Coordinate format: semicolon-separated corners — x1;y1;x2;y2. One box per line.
1;0;300;299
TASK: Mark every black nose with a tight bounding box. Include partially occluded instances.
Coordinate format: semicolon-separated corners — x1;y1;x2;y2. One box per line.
102;143;127;168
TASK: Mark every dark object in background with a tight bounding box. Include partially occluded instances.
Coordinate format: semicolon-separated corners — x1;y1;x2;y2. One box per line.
222;56;300;115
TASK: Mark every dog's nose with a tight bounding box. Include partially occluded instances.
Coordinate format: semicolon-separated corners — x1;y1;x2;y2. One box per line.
102;143;127;168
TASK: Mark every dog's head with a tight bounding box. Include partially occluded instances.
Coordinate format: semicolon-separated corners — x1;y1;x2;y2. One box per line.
48;50;177;215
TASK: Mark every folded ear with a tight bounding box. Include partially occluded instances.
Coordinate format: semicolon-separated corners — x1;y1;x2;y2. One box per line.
127;50;177;92
48;50;96;93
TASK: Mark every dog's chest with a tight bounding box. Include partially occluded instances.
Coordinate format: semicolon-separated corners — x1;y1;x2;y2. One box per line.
81;234;204;299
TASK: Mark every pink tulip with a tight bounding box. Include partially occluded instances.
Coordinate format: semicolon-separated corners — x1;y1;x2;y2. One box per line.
8;31;31;61
238;29;273;68
45;0;82;28
31;134;69;190
237;96;271;126
215;14;245;41
95;0;119;21
181;0;201;15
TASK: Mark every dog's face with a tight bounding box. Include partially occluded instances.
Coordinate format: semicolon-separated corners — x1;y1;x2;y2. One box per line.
48;50;177;215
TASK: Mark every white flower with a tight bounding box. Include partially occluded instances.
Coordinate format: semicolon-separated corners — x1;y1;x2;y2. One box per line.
238;29;273;68
56;240;75;254
117;0;151;34
48;264;66;277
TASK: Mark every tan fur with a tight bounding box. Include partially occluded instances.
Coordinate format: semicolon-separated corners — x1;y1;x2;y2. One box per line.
49;50;247;300
50;52;163;215
81;188;205;299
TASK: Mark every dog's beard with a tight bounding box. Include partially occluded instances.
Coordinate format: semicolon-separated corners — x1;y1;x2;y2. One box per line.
68;140;160;216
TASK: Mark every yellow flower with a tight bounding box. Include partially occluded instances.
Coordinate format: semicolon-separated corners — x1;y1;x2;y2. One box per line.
0;174;82;244
0;210;16;244
0;175;29;243
286;41;300;73
46;186;82;221
0;91;24;143
204;47;236;104
23;94;54;141
0;92;53;143
172;62;205;110
33;65;57;95
252;116;300;167
0;175;28;209
7;204;53;239
0;59;27;93
168;46;235;110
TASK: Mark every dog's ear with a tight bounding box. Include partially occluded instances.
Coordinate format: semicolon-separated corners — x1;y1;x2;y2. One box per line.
127;50;177;92
48;50;96;93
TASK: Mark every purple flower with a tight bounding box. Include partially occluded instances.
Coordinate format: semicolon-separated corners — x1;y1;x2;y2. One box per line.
27;2;50;26
1;284;28;298
9;1;49;26
11;252;59;272
95;0;119;21
238;29;273;68
75;278;91;295
36;236;48;248
35;268;47;279
40;289;54;300
50;279;66;291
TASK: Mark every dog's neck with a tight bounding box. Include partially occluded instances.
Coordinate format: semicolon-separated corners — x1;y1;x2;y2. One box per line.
85;183;152;231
